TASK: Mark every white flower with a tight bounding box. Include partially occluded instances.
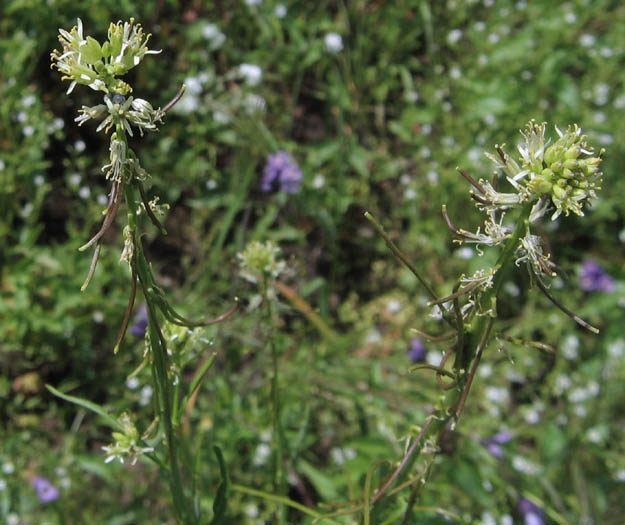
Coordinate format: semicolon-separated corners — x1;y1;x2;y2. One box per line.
447;29;463;45
101;139;127;182
275;4;287;18
201;23;225;48
238;63;263;86
324;32;343;53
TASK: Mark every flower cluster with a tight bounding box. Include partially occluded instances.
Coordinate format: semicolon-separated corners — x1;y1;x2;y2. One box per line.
102;413;154;465
484;120;604;220
32;476;60;503
580;259;615;292
261;151;303;193
51;18;160;95
448;121;604;288
237;240;286;284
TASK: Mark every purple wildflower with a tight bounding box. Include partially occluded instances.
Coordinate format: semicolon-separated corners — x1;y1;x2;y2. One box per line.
407;338;427;363
481;431;512;459
261;151;303;194
32;477;59;503
518;497;545;525
580;260;615;292
130;303;148;337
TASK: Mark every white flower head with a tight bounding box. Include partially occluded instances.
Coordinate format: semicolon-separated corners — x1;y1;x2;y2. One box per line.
324;32;344;53
238;63;263;86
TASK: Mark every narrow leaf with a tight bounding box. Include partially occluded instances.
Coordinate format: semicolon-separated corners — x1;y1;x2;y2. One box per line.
46;384;123;431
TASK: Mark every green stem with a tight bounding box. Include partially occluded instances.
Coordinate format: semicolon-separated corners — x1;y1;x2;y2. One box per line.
264;280;286;524
119;127;191;524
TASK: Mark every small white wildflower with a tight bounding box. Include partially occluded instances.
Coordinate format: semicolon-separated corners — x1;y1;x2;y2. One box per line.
206;179;218;190
455;247;474;259
561;334;579;360
0;479;6;491
615;470;625;482
484;386;509;405
245;0;262;5
475;366;494;385
404;188;417;200
586;427;603;444
244;504;260;518
2;462;15;475
312;174;325;188
126;377;140;390
253;443;271;466
22;125;35;137
239;63;263;86
365;329;381;344
481;512;496;525
34;175;45;186
501;515;514;525
386;299;401;313
330;447;345;466
512;456;540;475
488;33;500;44
92;310;104;323
426;349;443;366
474;21;486;31
447;29;463;45
579;34;596;47
427;170;439;184
274;4;287;18
554;374;572;393
324;32;344;53
607;339;625;358
7;513;20;525
201;23;225;48
78;186;91;199
74;139;86;152
185;76;203;95
213;110;229;124
22;94;36;107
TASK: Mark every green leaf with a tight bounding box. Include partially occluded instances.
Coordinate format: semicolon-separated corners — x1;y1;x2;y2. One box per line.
46;384;123;431
211;446;230;524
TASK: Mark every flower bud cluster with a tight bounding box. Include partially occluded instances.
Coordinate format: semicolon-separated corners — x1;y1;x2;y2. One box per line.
51;18;160;95
102;413;154;465
237;240;286;284
485;120;603;220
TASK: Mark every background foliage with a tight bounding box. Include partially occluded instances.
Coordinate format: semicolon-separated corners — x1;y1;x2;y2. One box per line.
2;0;625;523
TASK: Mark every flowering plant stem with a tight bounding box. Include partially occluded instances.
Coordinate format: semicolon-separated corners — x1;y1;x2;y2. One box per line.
120;128;191;524
263;280;287;524
363;202;535;515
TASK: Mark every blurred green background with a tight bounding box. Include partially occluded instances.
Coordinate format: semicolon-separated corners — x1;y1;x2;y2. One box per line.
2;0;625;523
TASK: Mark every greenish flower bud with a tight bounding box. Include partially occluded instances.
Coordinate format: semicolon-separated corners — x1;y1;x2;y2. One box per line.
565;145;580;159
563;159;578;170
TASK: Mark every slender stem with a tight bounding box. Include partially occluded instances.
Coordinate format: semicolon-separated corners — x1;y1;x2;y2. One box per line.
119;126;191;524
264;279;286;524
